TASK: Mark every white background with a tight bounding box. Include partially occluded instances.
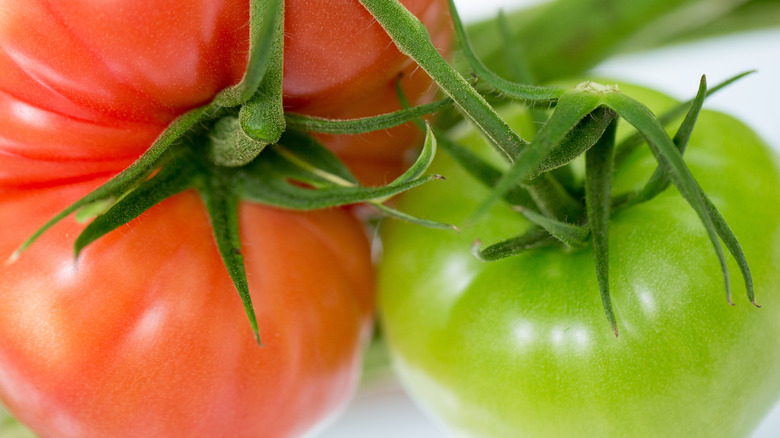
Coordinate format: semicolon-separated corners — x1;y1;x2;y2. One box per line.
319;0;780;437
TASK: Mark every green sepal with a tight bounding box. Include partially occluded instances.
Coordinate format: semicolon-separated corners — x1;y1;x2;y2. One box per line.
391;123;437;184
612;76;755;305
284;99;451;135
615;76;707;209
375;202;459;231
614;71;754;164
8;106;212;262
603;92;734;304
584;118;618;336
208;116;272;167
198;169;262;345
241;134;443;210
446;0;565;103
470;91;601;222
376;125;457;231
270;130;358;186
472;228;554;262
74;198;119;224
698;186;756;305
529;106;616;179
74;158;197;258
525;174;582;222
516;207;589;249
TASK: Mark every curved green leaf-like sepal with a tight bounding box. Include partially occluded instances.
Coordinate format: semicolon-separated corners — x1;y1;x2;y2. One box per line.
375;203;459;231
284;99;451;135
242;127;453;229
614;71;754;164
604;92;733;304
470;91;601;222
698;186;756;305
614;77;754;305
199;170;262;345
584;118;618;336
391;123;438;185
618;76;708;209
8;106;211;263
243;160;444;210
529;106;616;179
516;207;589;249
274;130;358;185
75;160;197;258
472;228;554;262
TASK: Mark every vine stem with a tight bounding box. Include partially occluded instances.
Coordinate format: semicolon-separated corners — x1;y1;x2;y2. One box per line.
357;0;527;162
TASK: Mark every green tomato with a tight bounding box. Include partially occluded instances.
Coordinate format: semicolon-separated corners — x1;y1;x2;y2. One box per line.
377;85;780;437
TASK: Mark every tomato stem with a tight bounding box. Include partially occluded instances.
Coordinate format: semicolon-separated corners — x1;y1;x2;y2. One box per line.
213;0;284;107
358;0;527;162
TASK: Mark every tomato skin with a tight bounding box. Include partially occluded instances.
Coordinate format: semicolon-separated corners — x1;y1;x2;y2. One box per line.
283;0;449;110
0;0;248;163
283;0;451;185
0;0;450;188
378;90;780;437
0;0;450;434
0;180;374;438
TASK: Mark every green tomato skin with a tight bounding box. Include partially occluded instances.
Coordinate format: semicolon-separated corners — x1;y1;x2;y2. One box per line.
377;92;780;437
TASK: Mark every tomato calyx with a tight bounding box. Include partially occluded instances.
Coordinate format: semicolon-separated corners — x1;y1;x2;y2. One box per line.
463;75;758;336
9;115;451;343
8;0;458;344
361;0;757;335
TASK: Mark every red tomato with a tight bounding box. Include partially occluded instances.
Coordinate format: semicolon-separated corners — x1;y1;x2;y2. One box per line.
0;0;248;187
0;1;450;435
0;179;374;437
0;0;450;188
283;0;452;184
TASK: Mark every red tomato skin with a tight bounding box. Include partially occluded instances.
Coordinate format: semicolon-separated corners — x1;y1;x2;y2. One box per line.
284;0;452;185
0;180;374;438
0;0;249;187
0;0;451;187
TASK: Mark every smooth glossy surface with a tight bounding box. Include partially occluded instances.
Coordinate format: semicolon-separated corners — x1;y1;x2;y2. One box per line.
378;91;780;436
0;0;451;187
0;181;374;437
284;0;452;185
